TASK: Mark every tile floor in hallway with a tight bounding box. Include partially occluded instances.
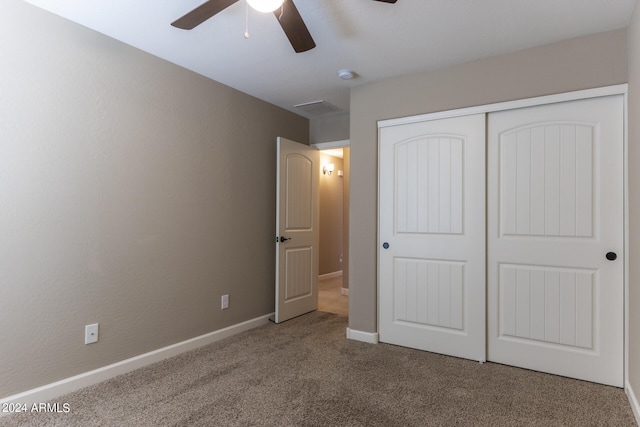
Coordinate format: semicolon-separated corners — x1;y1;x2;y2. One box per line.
318;275;348;316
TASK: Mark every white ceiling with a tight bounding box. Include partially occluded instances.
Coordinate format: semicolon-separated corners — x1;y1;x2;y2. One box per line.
22;0;637;117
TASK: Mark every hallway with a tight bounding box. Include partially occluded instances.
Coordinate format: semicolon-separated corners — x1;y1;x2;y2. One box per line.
318;275;348;316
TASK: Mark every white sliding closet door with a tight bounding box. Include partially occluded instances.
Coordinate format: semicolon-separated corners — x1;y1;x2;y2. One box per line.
379;114;486;362
487;96;624;387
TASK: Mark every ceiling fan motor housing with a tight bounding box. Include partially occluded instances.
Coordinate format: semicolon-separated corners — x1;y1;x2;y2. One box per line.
171;0;397;53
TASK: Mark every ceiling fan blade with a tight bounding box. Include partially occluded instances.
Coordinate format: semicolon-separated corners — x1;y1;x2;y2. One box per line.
171;0;240;30
373;0;398;3
274;0;316;53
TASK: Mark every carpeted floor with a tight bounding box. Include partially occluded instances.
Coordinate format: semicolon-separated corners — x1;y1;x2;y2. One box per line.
1;311;636;426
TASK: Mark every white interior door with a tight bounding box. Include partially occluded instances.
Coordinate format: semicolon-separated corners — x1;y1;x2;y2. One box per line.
487;96;624;387
274;137;319;323
379;114;486;362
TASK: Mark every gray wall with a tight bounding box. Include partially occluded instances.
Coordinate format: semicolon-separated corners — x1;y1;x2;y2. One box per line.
627;1;640;402
319;155;344;275
0;0;308;398
349;29;628;333
310;113;350;145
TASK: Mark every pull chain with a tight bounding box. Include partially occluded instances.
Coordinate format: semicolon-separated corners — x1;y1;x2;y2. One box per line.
244;0;250;38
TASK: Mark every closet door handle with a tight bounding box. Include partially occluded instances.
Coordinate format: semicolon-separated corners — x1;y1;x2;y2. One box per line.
606;252;617;261
383;242;390;249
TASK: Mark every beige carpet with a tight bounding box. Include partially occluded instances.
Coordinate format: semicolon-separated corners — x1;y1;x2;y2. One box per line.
1;311;636;426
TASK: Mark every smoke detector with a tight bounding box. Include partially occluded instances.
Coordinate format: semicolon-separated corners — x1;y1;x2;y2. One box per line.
338;69;358;80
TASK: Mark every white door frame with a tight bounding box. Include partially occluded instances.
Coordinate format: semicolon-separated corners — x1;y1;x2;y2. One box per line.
312;139;350;151
377;83;629;385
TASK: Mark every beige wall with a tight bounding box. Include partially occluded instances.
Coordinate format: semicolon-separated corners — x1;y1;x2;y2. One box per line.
627;0;640;402
349;29;628;333
319;154;344;275
343;148;351;290
0;0;308;398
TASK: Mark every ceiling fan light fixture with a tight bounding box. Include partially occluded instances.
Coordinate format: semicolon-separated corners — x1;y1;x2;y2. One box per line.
246;0;285;13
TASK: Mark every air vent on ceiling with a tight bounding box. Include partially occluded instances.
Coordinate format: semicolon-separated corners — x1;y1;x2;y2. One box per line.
293;100;342;117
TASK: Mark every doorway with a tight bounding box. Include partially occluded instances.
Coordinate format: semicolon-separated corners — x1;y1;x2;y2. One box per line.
318;145;349;316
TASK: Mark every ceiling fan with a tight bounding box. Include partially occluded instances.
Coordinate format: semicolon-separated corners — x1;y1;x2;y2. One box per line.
171;0;398;53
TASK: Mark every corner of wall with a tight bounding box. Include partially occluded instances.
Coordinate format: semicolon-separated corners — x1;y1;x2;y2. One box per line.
626;0;640;424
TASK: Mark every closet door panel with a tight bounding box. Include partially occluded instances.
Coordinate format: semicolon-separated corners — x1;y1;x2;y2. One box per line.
379;114;486;362
487;95;624;387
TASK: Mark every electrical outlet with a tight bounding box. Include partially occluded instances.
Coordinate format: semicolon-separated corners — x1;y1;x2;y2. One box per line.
221;294;229;310
85;323;99;344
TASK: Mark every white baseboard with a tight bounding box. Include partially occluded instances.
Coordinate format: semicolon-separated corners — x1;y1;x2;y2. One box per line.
319;271;343;280
0;313;273;411
346;328;379;344
626;380;640;425
341;287;349;296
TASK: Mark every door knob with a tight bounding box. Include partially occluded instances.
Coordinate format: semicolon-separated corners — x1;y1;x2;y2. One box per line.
383;242;390;249
279;236;291;243
606;252;617;261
